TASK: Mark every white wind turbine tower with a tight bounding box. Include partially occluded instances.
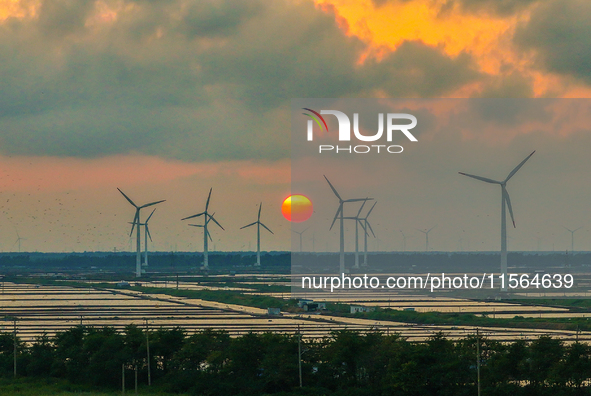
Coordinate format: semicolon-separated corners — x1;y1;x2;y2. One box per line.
563;226;583;253
343;200;369;269
118;188;165;277
241;203;273;266
324;175;372;274
360;201;377;267
416;226;435;252
129;209;156;268
181;188;224;270
399;230;411;251
459;150;535;291
292;227;309;252
13;228;25;253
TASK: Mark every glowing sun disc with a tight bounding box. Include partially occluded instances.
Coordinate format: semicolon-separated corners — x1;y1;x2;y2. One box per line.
282;195;313;222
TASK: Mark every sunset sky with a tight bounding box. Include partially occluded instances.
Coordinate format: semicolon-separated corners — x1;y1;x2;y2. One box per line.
0;0;590;253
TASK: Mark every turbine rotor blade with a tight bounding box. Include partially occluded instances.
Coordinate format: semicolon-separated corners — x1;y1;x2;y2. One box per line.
130;211;139;236
329;204;343;230
117;188;138;208
205;188;212;211
207;229;213;242
358;219;369;235
146;226;152;242
146;208;156;223
181;212;205;221
503;186;516;228
208;214;225;230
140;199;165;209
324;175;343;202
260;222;274;234
345;198;373;203
356;200;367;217
241;222;257;229
458;172;501;184
366;221;376;237
189;224;204;227
366;201;378;218
505;150;535;183
258;203;262;221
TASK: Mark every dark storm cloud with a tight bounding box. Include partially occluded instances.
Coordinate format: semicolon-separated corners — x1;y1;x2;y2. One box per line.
369;41;481;97
372;0;542;16
37;0;95;38
178;1;262;38
0;0;482;162
443;0;542;16
476;72;535;98
514;0;591;83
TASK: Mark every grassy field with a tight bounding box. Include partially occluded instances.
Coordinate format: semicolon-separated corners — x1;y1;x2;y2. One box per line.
0;378;186;395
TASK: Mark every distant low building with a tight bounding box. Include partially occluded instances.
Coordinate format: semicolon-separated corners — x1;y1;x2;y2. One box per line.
350;306;375;314
298;299;314;308
299;300;327;312
116;280;130;288
267;307;281;316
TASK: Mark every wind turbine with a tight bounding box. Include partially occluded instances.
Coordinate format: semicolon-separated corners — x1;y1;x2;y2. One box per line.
188;211;222;268
12;229;25;253
181;188;224;270
118;188;165;277
360;201;377;266
241;203;273;266
416;226;435;252
563;226;583;253
129;209;156;268
343;200;369;269
324;175;372;274
459;150;535;291
292;227;309;252
399;230;410;251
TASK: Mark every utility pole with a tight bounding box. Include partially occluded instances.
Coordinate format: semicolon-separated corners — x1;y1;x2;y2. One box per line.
145;319;151;386
13;318;17;378
298;325;303;388
476;328;481;396
135;364;138;394
122;364;125;395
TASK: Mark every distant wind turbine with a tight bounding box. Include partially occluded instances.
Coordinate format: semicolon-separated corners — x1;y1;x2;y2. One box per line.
563;226;583;253
118;188;165;277
181;188;224;270
359;201;377;266
399;230;409;251
343;200;370;269
416;226;435;252
324;175;372;274
459;150;535;291
292;227;309;252
129;208;157;268
241;203;273;266
12;229;25;253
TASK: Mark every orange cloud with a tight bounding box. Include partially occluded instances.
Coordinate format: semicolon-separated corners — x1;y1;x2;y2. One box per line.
0;0;39;20
0;155;290;193
315;0;591;98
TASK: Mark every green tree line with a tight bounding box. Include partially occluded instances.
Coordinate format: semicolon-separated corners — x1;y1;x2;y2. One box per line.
0;326;590;395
